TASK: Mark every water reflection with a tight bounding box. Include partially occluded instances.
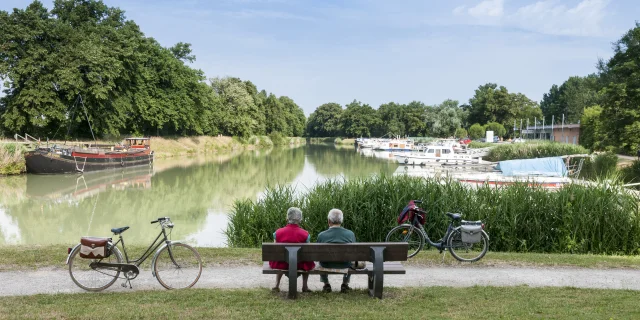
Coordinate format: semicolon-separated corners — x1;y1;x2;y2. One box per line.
0;145;398;246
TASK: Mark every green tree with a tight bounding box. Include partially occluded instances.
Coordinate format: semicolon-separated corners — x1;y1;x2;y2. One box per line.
426;99;464;137
455;128;468;139
377;102;405;136
210;77;264;137
597;23;640;153
0;0;214;138
540;75;600;124
403;101;428;136
468;123;485;140
341;100;381;137
306;103;343;137
580;105;603;150
484;122;506;138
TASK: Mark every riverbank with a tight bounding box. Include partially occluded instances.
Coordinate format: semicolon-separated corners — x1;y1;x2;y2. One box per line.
0;136;305;175
2;245;640;271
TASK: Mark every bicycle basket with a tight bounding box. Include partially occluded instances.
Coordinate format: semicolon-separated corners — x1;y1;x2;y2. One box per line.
397;201;416;225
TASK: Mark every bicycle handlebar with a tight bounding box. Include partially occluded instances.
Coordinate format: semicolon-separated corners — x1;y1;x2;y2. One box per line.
151;217;170;224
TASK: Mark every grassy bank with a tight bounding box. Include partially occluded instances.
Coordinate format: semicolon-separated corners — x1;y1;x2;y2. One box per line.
0;143;25;175
1;287;638;319
2;245;640;271
485;141;589;162
227;174;640;254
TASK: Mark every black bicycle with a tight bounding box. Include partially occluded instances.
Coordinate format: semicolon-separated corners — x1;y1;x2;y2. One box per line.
66;217;202;291
386;200;489;262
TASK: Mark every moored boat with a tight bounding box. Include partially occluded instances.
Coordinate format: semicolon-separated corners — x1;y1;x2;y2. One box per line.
395;145;482;165
25;138;154;174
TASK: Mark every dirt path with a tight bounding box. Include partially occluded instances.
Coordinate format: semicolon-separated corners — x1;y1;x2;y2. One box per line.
3;265;640;296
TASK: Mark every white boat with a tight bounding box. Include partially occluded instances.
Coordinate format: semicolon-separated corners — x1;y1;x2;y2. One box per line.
373;139;414;152
394;156;588;190
395;145;482;165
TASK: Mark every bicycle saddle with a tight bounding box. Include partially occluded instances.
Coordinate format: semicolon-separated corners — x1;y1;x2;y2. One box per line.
445;212;462;220
111;226;130;235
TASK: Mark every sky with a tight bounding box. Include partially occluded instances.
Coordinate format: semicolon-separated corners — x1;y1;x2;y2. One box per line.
2;0;639;115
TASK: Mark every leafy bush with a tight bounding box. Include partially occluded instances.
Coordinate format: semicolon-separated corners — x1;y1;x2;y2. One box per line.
269;132;286;146
226;174;640;254
455;128;468;138
468;123;485;140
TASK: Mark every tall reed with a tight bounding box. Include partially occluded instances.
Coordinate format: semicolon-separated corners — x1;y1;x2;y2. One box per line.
226;174;640;255
485;142;588;162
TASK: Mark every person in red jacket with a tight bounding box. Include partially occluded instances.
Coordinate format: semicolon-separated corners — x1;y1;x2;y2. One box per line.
270;207;316;293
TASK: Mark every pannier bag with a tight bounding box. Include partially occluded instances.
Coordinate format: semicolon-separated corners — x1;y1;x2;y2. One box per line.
460;220;483;244
79;237;111;259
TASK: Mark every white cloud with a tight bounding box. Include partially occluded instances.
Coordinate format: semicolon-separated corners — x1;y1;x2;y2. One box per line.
468;0;505;18
453;0;611;37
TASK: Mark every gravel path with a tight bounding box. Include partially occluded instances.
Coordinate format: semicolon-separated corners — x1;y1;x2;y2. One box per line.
3;266;640;296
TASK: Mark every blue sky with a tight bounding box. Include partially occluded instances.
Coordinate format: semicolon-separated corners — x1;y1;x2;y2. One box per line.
2;0;639;114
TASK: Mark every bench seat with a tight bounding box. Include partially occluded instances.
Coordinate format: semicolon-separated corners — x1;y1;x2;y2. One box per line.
262;242;408;299
262;261;406;275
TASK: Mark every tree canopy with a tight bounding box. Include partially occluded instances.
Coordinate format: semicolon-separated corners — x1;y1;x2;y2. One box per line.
0;0;306;139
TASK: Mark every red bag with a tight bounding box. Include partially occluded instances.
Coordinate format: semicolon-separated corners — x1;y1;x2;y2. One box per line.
397;201;426;226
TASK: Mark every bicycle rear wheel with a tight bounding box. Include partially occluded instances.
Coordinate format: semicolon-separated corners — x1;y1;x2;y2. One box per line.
385;224;424;258
447;229;489;262
153;243;202;289
68;244;123;291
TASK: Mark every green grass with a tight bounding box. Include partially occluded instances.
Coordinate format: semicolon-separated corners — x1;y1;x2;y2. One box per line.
4;245;640;271
467;141;495;148
0;287;638;319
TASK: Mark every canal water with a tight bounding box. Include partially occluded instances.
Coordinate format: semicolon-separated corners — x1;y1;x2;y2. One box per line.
0;144;397;247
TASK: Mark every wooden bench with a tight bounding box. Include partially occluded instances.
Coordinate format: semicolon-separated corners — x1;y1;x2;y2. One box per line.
262;242;408;299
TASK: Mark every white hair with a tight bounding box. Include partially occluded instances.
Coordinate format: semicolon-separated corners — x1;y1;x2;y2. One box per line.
327;208;344;225
287;207;303;224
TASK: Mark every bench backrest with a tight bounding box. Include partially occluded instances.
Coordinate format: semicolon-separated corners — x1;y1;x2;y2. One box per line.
262;242;409;262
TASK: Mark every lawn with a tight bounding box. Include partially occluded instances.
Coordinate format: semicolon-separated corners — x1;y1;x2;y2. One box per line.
0;286;637;319
2;245;640;271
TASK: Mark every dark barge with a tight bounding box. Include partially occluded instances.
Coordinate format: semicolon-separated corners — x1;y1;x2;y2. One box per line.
25;138;154;174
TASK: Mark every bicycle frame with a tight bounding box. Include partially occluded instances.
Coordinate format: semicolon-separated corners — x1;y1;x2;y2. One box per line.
110;227;171;266
410;214;457;250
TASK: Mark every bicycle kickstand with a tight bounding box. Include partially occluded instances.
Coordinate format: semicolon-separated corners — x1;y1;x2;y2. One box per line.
441;250;447;263
122;278;133;289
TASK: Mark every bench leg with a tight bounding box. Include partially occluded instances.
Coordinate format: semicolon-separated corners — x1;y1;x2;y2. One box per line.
369;246;385;299
285;246;300;299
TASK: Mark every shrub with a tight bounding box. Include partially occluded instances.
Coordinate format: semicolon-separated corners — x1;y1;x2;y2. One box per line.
269;132;286;146
226;174;640;255
468;124;485;140
455;128;468;139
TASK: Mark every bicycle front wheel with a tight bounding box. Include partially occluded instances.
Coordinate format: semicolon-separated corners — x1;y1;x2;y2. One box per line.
385;224;424;258
447;229;489;262
153;243;202;289
68;244;123;291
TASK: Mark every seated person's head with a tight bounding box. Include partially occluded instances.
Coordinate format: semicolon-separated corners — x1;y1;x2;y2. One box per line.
327;208;343;227
287;207;303;225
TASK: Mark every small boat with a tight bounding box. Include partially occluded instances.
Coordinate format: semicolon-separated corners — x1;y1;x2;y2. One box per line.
25;138;154;174
373;139;414;152
395;145;482;165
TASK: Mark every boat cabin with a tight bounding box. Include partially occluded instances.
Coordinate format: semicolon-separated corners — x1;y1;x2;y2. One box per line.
423;145;454;157
125;137;150;149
